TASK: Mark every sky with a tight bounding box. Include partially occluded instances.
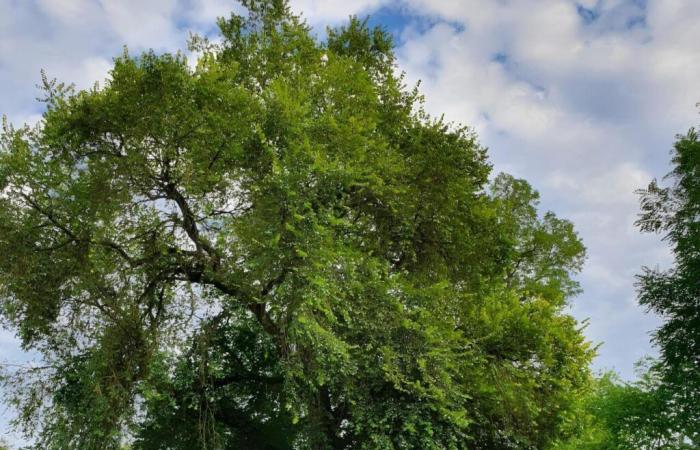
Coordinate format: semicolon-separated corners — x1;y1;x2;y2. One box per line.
1;0;700;444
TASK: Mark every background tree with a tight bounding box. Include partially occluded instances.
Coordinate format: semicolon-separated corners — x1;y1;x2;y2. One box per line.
0;1;593;448
553;361;694;450
636;120;700;446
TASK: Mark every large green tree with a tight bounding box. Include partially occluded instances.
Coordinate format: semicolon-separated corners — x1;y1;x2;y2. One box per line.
0;1;592;448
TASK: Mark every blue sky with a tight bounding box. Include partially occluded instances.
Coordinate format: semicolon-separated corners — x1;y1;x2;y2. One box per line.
2;0;700;444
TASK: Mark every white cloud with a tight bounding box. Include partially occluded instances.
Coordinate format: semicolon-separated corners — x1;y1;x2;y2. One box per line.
546;163;652;207
98;0;183;50
36;0;99;24
187;0;246;25
290;0;387;24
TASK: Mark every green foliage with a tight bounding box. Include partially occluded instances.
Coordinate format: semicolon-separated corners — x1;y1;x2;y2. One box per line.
556;116;700;450
491;173;585;303
553;362;696;450
635;122;700;446
0;1;592;449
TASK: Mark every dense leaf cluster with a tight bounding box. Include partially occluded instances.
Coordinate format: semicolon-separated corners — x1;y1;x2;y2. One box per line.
0;1;593;449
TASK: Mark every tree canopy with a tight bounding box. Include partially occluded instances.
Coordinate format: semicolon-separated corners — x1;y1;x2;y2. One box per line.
0;1;593;449
633;122;700;446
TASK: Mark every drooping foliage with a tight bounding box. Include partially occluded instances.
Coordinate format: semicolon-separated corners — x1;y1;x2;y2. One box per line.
0;1;592;449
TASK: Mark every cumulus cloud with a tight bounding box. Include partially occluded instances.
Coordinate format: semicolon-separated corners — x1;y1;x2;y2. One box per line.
290;0;388;24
